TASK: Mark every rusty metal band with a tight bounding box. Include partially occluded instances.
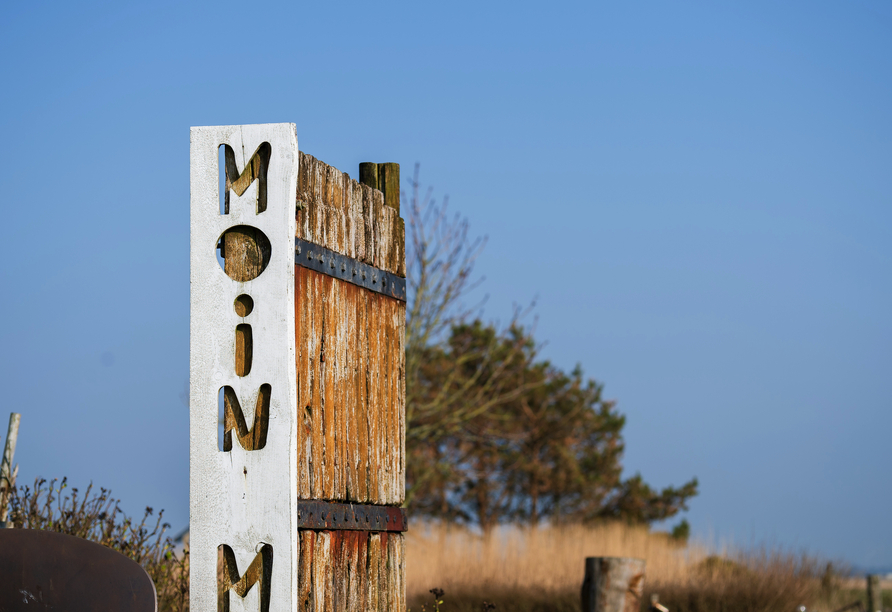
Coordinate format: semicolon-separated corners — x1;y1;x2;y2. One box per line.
296;500;407;532
294;238;406;302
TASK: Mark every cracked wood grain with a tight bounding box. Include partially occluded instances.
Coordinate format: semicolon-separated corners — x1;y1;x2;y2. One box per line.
295;267;405;505
297;153;405;278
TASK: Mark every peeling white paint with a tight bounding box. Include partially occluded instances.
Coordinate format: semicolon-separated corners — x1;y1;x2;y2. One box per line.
190;124;298;612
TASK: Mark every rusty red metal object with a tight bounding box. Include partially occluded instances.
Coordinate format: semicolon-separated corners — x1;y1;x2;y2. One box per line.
0;528;157;611
296;500;407;532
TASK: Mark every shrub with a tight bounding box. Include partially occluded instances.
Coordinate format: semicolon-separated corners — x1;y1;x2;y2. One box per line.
647;552;821;612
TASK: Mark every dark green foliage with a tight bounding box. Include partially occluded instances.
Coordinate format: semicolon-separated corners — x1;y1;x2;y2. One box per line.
671;518;691;543
404;171;698;532
406;318;698;532
6;477;188;612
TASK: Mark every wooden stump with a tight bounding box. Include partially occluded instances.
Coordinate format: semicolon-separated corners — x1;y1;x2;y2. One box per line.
581;557;646;612
0;412;20;527
867;574;881;612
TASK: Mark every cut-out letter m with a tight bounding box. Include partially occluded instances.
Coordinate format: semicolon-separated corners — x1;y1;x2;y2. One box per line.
218;544;273;612
221;142;271;214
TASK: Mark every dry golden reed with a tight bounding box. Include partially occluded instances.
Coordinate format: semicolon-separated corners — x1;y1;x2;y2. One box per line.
407;521;704;597
406;522;824;612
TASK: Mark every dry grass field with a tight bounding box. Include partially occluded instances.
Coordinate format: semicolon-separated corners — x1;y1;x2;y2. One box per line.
406;522;839;612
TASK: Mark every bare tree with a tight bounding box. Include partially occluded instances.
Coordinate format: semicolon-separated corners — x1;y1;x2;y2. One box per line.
402;167;698;528
403;166;539;506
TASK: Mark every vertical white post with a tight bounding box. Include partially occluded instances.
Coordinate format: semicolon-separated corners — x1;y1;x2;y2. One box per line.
0;412;21;526
190;124;299;612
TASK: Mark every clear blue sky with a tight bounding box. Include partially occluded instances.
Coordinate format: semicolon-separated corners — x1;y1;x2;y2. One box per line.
1;1;889;567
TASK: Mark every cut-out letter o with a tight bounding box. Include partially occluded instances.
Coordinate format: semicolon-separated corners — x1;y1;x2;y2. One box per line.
216;225;272;282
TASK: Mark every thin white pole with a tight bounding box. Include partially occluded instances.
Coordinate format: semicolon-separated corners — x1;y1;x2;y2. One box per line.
0;412;21;526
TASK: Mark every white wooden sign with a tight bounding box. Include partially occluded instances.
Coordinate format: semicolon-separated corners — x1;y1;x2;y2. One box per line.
190;123;299;612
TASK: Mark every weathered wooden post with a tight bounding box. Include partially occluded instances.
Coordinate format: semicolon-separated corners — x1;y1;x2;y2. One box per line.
0;412;21;527
581;557;646;612
867;574;881;612
191;124;406;612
